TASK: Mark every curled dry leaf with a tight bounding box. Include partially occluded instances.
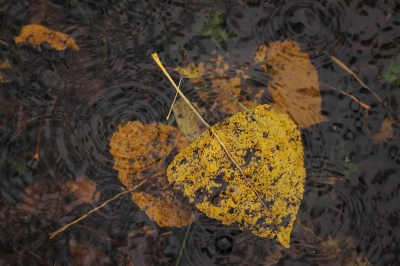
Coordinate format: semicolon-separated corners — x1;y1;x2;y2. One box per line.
15;24;79;51
256;40;327;128
191;51;264;115
109;121;192;227
167;104;306;248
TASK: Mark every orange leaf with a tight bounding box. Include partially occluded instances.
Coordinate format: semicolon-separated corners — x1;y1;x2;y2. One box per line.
109;121;192;227
15;24;79;51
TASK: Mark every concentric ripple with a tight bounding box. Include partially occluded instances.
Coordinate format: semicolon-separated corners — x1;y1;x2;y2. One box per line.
255;0;353;67
72;69;175;171
175;216;282;265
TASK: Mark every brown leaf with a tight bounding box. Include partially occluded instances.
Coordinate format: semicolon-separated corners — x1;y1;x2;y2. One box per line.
258;40;328;128
15;24;79;51
372;117;395;143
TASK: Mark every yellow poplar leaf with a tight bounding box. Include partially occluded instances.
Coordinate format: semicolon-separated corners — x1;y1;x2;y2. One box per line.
167;104;306;247
109;121;191;227
15;24;79;51
258;40;327;128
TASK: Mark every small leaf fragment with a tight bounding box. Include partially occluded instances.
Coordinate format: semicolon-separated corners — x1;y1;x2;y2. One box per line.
174;50;199;78
15;24;79;51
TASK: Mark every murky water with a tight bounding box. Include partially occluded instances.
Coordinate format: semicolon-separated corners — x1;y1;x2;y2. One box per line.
1;0;400;265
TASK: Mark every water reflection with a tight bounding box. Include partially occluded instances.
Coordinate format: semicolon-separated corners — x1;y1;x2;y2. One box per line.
0;0;400;265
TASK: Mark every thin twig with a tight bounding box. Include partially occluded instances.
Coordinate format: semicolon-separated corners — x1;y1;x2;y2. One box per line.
319;82;370;109
49;178;149;239
151;53;211;128
329;55;383;103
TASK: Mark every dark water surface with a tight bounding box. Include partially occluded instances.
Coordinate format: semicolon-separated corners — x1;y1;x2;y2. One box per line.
1;0;400;265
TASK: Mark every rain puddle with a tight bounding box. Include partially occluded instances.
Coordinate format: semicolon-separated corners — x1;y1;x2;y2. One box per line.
0;0;399;265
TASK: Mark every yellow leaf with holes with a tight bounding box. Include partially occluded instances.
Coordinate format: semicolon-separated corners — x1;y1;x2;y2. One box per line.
15;24;79;51
109;121;192;227
167;104;306;247
256;40;327;128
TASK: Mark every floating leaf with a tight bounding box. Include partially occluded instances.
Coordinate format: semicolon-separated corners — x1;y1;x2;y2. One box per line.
167;104;306;247
257;40;328;128
15;24;79;51
174;50;199;78
109;121;192;227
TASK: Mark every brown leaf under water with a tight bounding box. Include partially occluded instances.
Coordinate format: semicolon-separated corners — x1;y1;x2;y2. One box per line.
191;51;264;115
372;117;395;144
172;98;207;142
256;40;328;128
117;226;172;266
62;175;97;204
15;24;79;51
109;121;192;228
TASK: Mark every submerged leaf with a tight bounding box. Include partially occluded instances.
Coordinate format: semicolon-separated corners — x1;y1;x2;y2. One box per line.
172;98;206;142
15;24;79;51
257;40;327;128
191;51;264;115
167;104;306;247
109;121;192;227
